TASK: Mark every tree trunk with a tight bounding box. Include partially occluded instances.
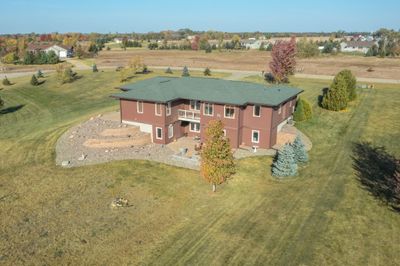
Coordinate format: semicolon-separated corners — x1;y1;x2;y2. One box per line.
212;183;216;192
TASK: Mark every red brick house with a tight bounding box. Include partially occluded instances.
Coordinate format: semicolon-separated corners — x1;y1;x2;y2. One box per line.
112;77;302;149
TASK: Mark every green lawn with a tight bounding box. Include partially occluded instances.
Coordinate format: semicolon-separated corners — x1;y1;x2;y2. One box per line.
0;71;399;265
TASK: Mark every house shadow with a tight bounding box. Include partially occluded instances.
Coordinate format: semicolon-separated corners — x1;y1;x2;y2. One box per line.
0;104;25;115
351;141;400;212
317;87;329;107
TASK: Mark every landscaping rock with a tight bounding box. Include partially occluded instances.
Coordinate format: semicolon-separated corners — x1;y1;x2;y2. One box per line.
110;197;129;208
78;154;87;161
61;161;70;167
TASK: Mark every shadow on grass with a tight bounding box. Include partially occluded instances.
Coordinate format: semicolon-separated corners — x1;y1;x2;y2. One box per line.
0;104;25;115
351;141;400;212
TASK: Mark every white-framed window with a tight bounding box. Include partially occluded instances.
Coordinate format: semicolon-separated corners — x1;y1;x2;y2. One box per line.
292;106;295;113
137;101;143;114
223;129;227;137
190;122;200;132
168;124;173;138
156;127;163;139
224;105;235;119
278;105;282;115
155;103;162;116
190;100;200;111
203;103;214;116
252;130;260;143
253;105;261;117
166;102;171;116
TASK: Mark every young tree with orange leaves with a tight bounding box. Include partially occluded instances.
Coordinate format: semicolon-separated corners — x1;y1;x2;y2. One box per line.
200;120;235;192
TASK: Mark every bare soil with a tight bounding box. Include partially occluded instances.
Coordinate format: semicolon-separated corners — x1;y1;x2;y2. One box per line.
94;49;400;80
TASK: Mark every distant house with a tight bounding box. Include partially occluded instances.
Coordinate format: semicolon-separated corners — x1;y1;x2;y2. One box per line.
27;44;73;59
240;38;265;49
112;77;303;149
340;41;375;54
113;38;123;44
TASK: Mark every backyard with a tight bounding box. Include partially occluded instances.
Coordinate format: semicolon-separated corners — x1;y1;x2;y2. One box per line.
0;70;399;265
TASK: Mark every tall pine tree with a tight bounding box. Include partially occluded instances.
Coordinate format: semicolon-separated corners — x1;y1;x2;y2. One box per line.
200;120;235;192
291;135;308;163
30;75;39;86
272;143;298;177
182;66;190;77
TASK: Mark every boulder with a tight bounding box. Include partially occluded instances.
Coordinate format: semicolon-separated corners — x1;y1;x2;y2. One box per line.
61;161;70;167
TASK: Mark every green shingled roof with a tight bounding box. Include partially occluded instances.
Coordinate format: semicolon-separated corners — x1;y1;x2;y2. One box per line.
112;77;303;106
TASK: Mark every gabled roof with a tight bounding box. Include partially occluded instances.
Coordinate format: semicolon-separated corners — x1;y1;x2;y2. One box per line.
112;77;303;107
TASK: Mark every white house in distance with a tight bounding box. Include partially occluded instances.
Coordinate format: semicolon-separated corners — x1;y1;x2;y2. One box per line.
340;41;376;54
27;44;72;59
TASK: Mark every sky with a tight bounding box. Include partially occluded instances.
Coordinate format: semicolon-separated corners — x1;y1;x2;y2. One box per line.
0;0;399;34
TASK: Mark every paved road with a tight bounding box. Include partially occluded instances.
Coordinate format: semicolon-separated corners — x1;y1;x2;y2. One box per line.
1;64;400;84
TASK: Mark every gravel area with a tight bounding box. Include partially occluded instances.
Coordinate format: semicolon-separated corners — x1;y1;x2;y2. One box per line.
56;113;312;170
55;115;200;170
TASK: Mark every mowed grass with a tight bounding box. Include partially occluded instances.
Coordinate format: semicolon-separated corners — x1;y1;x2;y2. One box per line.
0;71;399;265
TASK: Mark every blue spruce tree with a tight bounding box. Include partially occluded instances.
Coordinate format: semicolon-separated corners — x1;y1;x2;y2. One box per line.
291;135;308;163
272;143;298;177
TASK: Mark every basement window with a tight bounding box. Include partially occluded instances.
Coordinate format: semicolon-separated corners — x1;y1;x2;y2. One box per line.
156;127;163;139
252;130;260;143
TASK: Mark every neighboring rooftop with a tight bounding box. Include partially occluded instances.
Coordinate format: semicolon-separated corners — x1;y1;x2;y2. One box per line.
112;77;303;107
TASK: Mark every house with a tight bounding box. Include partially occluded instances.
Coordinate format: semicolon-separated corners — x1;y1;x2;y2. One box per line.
240;38;265;49
112;77;303;149
340;41;375;54
27;44;73;59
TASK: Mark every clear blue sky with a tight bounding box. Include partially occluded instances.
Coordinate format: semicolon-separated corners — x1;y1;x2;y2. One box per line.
1;0;399;34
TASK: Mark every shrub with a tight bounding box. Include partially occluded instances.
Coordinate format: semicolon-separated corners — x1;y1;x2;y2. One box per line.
337;69;357;101
30;75;39;86
291;135;308;163
182;66;190;77
293;97;312;121
264;72;276;83
92;64;98;72
321;74;348;111
2;77;11;86
1;52;18;64
204;67;211;76
56;64;77;84
165;67;173;74
272;143;298;177
297;39;320;58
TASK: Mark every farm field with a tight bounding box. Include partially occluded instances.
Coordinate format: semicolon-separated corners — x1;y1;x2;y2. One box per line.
93;49;400;80
0;70;399;265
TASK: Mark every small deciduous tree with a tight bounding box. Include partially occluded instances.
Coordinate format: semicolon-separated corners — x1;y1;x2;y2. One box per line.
56;64;77;84
272;143;298;177
204;67;211;76
321;74;348;111
30;75;39;86
291;135;308;163
269;37;296;83
297;38;320;58
200;120;235;192
182;66;190;77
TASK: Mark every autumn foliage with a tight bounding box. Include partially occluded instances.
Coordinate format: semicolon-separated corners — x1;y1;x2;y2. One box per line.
269;37;297;83
200;120;235;192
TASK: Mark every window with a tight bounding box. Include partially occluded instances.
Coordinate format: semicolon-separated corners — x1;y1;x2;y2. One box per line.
224;105;235;118
137;101;143;114
253;105;261;117
203;103;214;116
155;103;162;116
166;102;171;116
190;100;200;111
223;129;227;137
156;127;163;139
278;105;282;115
168;124;173;138
190;122;200;132
252;130;260;143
